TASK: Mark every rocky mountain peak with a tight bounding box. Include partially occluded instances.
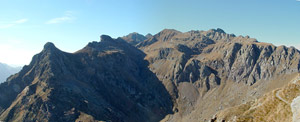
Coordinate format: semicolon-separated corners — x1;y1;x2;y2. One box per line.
157;29;181;37
83;35;143;56
126;32;145;38
36;42;65;66
43;42;58;51
160;29;181;33
100;34;113;42
130;32;139;35
121;32;148;45
39;42;66;63
145;33;153;38
210;28;226;34
0;34;173;122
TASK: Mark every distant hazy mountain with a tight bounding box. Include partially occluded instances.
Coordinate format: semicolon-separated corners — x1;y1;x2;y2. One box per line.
0;63;21;83
121;32;151;45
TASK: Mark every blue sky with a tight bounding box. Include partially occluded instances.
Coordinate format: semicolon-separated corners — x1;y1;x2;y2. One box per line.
0;0;300;65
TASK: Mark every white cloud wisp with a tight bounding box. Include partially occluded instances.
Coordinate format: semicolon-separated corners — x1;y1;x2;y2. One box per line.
14;19;29;24
46;11;75;24
0;18;28;29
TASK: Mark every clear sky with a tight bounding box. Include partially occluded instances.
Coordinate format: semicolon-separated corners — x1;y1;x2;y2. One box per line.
0;0;300;66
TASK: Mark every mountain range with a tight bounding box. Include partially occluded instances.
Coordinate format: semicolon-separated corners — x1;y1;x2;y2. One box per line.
0;28;299;122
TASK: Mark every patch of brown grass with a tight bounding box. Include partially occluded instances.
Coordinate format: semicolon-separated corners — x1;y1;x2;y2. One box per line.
216;76;300;122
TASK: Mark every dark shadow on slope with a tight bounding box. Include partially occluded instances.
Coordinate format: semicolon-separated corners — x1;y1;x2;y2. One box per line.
36;37;174;122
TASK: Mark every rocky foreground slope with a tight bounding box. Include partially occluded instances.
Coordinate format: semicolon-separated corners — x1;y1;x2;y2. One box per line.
0;28;300;122
213;74;300;122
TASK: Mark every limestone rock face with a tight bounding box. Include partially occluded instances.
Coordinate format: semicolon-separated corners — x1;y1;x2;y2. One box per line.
132;29;300;121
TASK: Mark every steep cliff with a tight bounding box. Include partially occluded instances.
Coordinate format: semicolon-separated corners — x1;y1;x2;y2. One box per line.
132;28;300;121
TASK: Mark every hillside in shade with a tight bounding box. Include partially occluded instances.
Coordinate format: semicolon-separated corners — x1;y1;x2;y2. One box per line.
0;36;172;122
